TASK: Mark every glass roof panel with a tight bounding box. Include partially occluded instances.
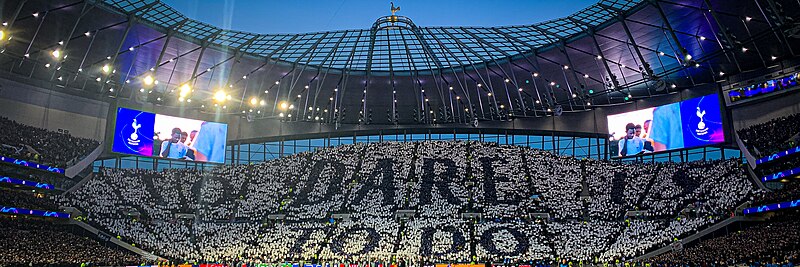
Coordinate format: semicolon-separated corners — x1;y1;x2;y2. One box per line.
101;0;643;71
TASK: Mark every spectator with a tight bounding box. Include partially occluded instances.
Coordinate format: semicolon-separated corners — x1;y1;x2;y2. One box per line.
0;217;142;266
59;141;757;263
0;117;99;168
738;113;800;157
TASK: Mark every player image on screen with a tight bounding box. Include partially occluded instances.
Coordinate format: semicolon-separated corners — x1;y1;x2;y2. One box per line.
618;123;645;157
190;121;228;163
159;127;189;159
650;102;684;152
152;114;228;163
607;94;724;157
607;107;655;157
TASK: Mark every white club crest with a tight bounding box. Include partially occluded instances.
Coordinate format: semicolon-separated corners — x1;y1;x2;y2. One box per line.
695;107;708;136
127;118;142;145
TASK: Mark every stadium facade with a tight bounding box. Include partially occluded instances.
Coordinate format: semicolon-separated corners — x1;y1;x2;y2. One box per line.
0;0;799;265
2;0;794;169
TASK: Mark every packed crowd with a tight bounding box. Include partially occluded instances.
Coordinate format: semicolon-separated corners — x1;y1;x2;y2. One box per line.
738;113;800;157
754;155;800;178
58;141;758;264
651;210;800;266
0;117;99;168
0;217;142;267
319;217;399;261
398;218;472;263
474;220;550;261
0;188;59;211
751;181;800;207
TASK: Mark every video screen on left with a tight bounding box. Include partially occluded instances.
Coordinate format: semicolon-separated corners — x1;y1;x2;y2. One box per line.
111;107;228;163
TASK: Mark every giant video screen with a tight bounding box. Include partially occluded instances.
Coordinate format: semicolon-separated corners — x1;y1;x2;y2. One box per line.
607;94;724;157
111;107;228;163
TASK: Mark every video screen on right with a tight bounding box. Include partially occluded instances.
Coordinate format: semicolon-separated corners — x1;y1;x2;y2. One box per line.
607;94;725;157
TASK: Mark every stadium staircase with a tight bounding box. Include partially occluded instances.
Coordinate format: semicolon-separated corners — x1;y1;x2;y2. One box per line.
23;145;41;157
579;161;591;220
63;172;94;195
468;220;477;259
392;220;406;257
633;215;766;260
68;219;165;261
733;131;769;191
65;142;104;178
316;224;335;260
636;166;661;208
745;164;769;191
402;142;420;210
313;147;367;259
733;131;759;170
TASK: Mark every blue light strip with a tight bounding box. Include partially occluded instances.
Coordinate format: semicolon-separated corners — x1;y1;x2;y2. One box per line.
0;176;53;190
0;156;64;174
761;166;800;182
756;145;800;166
0;206;70;218
743;199;800;215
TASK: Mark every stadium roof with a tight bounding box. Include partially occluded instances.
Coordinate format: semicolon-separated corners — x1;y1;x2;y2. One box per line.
102;0;642;72
0;0;797;125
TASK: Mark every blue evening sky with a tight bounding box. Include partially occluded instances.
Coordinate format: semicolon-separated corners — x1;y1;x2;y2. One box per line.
161;0;598;34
